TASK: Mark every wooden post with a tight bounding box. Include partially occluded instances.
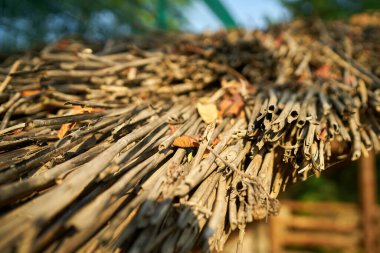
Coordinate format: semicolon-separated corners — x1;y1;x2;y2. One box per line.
270;206;289;253
359;150;377;253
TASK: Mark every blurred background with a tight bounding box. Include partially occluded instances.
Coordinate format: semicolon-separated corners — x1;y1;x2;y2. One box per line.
1;0;380;54
2;0;379;202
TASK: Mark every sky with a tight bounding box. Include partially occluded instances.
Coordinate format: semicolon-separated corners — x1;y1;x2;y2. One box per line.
184;0;291;32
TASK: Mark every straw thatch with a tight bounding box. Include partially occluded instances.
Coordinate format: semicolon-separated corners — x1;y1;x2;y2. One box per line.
0;14;379;252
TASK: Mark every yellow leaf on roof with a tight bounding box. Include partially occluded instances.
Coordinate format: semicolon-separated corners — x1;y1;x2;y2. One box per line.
197;97;218;124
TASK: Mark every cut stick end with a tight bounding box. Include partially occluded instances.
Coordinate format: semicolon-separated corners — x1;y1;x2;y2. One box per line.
351;151;361;161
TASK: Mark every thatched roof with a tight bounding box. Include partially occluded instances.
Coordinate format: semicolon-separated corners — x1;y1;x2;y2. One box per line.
0;14;379;252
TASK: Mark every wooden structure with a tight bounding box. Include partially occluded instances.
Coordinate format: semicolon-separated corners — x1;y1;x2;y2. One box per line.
271;201;362;253
270;201;380;253
224;200;380;253
269;151;379;253
359;151;378;253
223;200;380;253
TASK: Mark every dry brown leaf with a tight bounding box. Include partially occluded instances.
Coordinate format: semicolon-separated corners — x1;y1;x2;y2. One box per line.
169;125;177;135
315;64;331;79
227;94;244;116
218;94;245;116
218;97;232;116
319;128;328;141
21;89;41;97
57;123;76;139
172;135;200;148
57;106;103;139
197;97;218;123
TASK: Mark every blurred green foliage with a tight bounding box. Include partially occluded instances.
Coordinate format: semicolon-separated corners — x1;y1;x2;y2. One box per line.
286;158;380;203
281;0;380;20
287;176;342;202
0;0;189;52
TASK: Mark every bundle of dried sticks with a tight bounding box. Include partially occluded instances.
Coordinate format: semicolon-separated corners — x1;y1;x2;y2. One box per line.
0;15;379;252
